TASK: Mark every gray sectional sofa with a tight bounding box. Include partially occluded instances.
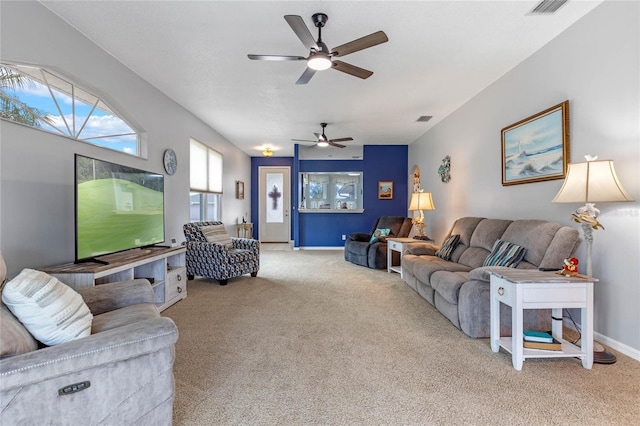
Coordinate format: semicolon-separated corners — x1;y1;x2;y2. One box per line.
1;277;178;425
402;217;580;338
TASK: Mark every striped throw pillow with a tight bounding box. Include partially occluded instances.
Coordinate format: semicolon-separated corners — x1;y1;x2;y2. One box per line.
483;239;527;268
1;269;93;346
200;224;233;248
435;234;460;260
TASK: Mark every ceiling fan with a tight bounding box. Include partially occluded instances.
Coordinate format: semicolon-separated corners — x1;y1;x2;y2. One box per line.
248;13;388;84
292;123;353;148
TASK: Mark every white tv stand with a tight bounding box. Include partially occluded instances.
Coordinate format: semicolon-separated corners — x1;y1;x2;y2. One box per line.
42;246;187;312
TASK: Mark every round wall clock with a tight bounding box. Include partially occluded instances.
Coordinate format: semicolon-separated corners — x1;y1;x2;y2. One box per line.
163;149;177;175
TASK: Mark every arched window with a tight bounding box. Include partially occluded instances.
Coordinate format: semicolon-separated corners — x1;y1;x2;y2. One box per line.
0;63;139;155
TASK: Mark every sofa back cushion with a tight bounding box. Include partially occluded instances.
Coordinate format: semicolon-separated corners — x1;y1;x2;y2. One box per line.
444;217;486;263
442;217;580;270
370;216;412;238
1;303;39;358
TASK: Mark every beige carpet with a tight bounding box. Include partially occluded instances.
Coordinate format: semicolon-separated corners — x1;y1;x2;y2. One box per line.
163;250;640;425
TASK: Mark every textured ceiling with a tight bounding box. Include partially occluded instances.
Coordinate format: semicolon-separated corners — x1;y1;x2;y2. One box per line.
41;1;602;159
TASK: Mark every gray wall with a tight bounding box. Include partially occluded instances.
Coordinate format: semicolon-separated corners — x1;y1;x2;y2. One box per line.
409;1;639;357
0;2;251;275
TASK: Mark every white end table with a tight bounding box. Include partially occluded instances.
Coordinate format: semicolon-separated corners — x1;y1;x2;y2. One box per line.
490;269;595;370
387;237;425;278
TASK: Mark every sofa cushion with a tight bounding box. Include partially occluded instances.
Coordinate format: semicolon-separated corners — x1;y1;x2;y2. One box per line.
91;303;160;333
412;257;472;285
469;219;513;251
369;228;391;243
501;220;560;266
0;304;39;358
201;224;233;248
431;271;468;305
483;239;527;268
468;266;515;282
435;234;460;260
2;269;93;346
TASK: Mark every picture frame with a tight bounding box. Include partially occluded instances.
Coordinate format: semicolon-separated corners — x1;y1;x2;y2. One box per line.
501;100;570;186
236;180;244;199
378;180;393;200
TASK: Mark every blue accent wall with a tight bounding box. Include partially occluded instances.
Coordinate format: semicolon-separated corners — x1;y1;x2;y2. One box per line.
250;145;408;247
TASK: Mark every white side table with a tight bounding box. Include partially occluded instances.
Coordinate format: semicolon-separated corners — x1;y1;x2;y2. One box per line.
490;269;595;370
387;237;425;278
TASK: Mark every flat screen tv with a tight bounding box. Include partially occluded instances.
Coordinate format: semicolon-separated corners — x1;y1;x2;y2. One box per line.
75;154;165;263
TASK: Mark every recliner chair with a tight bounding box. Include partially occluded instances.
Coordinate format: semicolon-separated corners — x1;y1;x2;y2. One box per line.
344;216;413;269
183;221;260;285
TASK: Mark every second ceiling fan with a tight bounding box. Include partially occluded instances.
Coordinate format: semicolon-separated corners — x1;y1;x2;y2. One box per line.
293;123;353;148
248;13;388;84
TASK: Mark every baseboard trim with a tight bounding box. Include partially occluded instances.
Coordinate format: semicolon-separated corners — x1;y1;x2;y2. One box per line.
295;246;345;251
563;318;639;362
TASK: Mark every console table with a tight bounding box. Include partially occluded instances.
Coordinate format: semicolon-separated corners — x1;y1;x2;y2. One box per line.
490;269;594;370
237;223;253;239
42;246;187;312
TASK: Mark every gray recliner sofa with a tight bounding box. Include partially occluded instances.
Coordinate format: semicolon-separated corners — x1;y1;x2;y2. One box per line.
344;216;413;269
402;217;580;338
1;270;178;425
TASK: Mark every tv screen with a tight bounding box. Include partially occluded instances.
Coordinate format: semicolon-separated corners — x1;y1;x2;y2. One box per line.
75;154;165;262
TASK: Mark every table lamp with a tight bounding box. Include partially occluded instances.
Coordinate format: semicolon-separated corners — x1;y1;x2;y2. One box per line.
409;191;435;237
552;155;633;364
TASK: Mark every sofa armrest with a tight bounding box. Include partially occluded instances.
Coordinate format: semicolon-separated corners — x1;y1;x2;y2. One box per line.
467;266;515;282
348;232;371;242
0;317;177;391
232;237;260;256
77;279;155;316
405;243;439;256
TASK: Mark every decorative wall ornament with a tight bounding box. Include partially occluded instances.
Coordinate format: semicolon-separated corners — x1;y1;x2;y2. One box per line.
412;165;421;192
438;155;451;183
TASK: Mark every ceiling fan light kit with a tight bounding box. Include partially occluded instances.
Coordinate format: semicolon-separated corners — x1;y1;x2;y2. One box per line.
248;12;388;84
292;123;353;149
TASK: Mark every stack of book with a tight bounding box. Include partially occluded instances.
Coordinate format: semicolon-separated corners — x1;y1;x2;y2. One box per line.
523;330;562;351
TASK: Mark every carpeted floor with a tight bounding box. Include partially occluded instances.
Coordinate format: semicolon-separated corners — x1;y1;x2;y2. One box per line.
162;250;640;425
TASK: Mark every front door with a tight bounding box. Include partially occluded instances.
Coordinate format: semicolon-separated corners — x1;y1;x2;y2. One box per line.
259;166;290;242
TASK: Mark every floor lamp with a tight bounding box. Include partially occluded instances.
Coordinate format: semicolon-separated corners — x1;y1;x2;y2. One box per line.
552;155;633;364
409;191;435;238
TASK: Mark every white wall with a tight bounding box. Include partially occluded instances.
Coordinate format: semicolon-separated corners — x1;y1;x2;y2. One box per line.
409;1;639;357
0;2;251;276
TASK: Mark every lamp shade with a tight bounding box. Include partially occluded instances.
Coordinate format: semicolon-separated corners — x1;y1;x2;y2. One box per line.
409;192;435;211
552;160;633;203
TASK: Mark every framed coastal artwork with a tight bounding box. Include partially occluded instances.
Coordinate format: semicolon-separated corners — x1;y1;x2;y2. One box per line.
378;180;393;199
501;101;570;186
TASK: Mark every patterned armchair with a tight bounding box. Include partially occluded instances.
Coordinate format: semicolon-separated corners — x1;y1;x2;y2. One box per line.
183;221;260;285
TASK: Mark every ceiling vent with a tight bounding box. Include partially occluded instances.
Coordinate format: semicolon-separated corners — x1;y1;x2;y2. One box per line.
530;0;568;15
417;115;433;122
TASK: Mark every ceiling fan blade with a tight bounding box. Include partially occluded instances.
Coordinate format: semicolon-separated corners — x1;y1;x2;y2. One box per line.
328;137;353;143
329;141;346;148
296;67;316;85
248;54;306;61
291;139;317;143
331;31;388;57
284;15;318;51
332;60;373;79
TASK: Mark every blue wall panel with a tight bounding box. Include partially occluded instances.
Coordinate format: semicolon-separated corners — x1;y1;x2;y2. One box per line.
250;145;408;247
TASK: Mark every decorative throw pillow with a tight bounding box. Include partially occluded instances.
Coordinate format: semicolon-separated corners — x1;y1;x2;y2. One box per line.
369;228;391;243
483;239;527;268
2;269;93;346
200;224;233;248
435;234;460;261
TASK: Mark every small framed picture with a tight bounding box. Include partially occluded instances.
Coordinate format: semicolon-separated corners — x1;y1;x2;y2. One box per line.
378;180;393;200
236;180;244;199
